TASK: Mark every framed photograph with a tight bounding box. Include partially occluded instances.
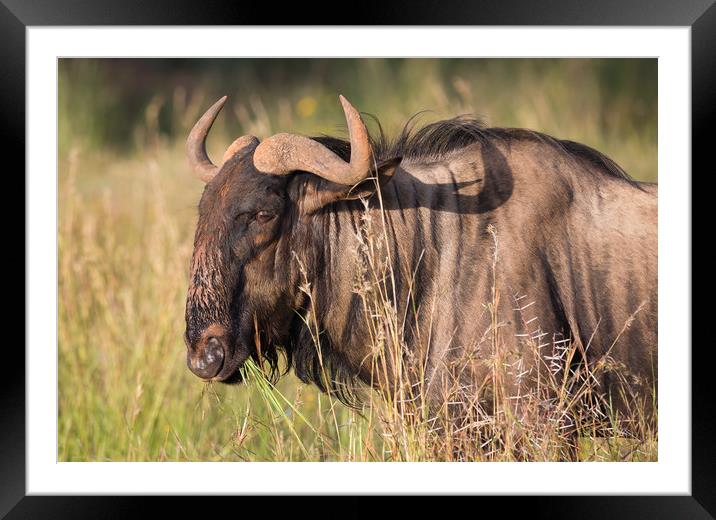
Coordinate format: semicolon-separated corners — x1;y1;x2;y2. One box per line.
7;0;709;515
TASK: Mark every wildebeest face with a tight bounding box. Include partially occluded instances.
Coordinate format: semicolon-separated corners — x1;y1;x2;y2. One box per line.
185;140;292;383
183;95;383;383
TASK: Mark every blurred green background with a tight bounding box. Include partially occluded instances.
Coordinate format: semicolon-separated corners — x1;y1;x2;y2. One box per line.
59;58;657;181
58;59;657;462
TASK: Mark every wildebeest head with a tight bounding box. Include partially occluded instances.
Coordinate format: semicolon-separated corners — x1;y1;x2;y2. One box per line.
184;95;396;383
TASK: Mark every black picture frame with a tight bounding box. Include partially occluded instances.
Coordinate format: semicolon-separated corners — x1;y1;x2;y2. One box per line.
4;0;708;515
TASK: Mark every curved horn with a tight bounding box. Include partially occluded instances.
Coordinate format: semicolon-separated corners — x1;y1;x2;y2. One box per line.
186;96;227;183
222;135;260;164
253;95;372;186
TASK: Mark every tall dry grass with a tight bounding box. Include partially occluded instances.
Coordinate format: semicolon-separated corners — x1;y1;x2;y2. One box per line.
58;59;657;461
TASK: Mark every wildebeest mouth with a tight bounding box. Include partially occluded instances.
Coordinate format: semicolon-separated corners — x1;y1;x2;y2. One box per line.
204;346;251;384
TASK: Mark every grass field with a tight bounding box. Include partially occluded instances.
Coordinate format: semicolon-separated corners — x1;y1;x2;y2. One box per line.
58;58;657;462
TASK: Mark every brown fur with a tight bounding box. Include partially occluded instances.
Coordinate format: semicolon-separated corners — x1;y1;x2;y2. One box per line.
184;117;657;418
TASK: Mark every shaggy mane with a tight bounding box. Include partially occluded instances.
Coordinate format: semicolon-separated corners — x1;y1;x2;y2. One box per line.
313;114;638;185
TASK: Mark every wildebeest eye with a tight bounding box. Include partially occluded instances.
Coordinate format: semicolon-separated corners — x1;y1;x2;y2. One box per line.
255;211;275;224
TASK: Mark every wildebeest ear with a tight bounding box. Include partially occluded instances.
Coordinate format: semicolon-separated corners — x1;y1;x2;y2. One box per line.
299;158;401;214
342;157;401;201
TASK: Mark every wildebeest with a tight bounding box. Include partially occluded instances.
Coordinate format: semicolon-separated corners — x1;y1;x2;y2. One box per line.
183;95;657;428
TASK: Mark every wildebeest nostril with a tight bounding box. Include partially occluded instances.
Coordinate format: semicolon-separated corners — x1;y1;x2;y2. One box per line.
188;337;225;379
